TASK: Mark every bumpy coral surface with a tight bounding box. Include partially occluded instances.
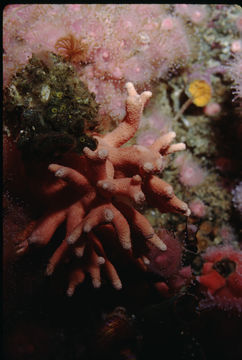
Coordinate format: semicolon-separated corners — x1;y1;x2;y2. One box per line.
14;82;190;295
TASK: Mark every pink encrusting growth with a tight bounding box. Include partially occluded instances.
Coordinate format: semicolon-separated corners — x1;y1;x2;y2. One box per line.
231;40;242;54
15;83;190;295
176;154;207;187
147;229;182;278
175;4;208;25
189;198;206;218
3;4;192;122
198;245;242;313
236;15;242;33
204;102;221;117
147;228;192;297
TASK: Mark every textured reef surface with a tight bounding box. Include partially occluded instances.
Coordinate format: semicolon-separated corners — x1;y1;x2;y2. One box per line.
3;4;242;360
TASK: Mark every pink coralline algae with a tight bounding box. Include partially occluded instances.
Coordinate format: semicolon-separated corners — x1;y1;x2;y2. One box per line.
198;245;242;313
3;4;192;123
14;83;190;295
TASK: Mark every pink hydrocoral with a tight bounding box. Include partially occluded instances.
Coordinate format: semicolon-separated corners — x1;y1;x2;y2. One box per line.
198;245;242;313
13;83;190;295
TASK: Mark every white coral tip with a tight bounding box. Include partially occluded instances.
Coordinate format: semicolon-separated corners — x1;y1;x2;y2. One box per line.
143;162;154;172
104;208;114;222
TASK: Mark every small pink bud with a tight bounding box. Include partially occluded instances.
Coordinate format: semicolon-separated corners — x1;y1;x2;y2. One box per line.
102;51;109;60
189;199;206;218
231;40;242;53
204;102;221;116
161;17;174;31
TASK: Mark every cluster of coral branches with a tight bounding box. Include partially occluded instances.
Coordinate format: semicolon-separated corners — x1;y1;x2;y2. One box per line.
15;82;190;295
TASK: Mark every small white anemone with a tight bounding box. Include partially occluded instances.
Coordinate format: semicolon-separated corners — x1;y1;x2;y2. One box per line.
41;84;50;102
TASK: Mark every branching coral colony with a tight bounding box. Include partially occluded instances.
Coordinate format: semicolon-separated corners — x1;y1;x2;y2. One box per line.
5;55;190;296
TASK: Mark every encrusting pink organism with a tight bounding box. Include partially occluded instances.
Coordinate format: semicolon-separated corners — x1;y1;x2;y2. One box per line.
175;4;208;25
189;198;206;218
176;154;207;187
231;40;242;54
198;245;242;313
236;15;242;33
147;229;192;297
3;4;192;122
147;229;182;279
15;82;190;295
204;102;221;117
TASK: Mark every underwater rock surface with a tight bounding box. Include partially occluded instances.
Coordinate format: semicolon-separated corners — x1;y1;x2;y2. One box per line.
3;4;242;360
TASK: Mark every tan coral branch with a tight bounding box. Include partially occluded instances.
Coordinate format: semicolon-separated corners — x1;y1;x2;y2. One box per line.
103;82;152;147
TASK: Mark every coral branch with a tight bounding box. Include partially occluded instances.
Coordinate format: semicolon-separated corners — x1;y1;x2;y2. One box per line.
28;210;66;246
115;201;167;251
48;163;91;192
103;82;152;147
166;143;186;155
67;268;86;297
82;204;114;233
150;131;177;153
92;233;122;290
144;176;190;216
97;175;145;204
109;204;132;250
46;240;69;276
